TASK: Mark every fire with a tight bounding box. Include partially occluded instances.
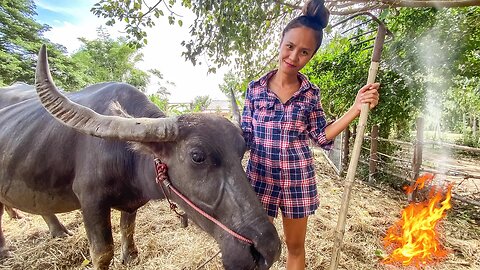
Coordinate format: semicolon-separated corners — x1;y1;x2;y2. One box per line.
383;173;453;266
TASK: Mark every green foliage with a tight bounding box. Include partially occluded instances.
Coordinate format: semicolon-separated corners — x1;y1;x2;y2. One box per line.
91;0;177;46
149;94;169;112
190;95;211;112
0;1;151;92
148;68;175;97
168;103;191;115
218;70;250;104
70;28;149;91
91;0;294;77
214;6;479;145
0;0;82;89
459;132;480;148
150;93;212;115
438;8;480;136
303;35;419;139
383;7;480;138
444;77;480;133
148;68;177;115
4;1;478;146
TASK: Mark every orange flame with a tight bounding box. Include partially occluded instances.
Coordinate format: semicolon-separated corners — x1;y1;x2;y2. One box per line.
383;173;453;267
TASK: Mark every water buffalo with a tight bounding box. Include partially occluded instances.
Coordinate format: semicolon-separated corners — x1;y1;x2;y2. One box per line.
0;45;281;269
0;83;72;233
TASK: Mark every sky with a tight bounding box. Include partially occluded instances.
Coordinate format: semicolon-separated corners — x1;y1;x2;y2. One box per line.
34;0;229;103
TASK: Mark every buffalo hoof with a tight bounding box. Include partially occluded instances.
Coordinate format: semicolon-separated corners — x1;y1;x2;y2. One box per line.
121;248;139;265
5;207;23;219
0;247;12;259
51;228;73;238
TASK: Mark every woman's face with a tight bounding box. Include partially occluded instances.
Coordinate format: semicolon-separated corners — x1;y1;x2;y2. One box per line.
278;26;317;76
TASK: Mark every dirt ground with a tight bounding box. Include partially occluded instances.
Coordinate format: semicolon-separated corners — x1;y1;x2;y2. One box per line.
0;153;478;270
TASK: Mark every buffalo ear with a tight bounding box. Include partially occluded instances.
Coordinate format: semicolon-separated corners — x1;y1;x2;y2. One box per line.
129;142;171;159
108;101;132;118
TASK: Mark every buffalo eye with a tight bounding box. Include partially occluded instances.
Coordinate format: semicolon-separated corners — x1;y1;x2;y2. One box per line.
190;150;206;164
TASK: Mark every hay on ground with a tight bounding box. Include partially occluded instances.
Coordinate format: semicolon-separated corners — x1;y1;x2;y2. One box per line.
0;153;478;270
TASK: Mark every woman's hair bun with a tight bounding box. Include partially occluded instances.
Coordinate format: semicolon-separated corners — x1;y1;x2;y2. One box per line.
301;0;330;29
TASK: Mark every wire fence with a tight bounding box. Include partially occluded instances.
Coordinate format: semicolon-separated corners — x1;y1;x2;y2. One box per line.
321;118;480;208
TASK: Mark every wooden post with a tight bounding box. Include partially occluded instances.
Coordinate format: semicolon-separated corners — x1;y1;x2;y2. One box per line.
412;117;424;180
341;128;351;176
473;115;477;138
369;125;379;183
409;117;424;202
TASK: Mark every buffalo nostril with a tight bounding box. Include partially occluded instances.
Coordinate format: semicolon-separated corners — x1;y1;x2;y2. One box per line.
250;245;260;262
250;245;269;270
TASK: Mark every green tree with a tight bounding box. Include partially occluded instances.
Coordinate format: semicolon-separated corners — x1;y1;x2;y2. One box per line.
148;68;176;114
149;94;169;113
303;35;417;139
90;1;479;79
0;0;81;88
437;8;480;141
218;71;248;102
70;27;149;91
148;68;175;97
383;7;480;139
301;7;478;142
91;0;298;78
190;95;211;112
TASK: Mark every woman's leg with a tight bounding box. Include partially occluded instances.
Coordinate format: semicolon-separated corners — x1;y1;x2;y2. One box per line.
282;216;308;270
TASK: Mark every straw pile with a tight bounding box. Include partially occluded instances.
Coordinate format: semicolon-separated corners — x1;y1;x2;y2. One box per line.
0;153;478;270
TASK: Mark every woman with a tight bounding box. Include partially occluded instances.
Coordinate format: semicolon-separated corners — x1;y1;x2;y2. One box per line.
240;0;380;269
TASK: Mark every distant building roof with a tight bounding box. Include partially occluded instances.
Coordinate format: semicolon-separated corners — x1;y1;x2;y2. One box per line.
205;100;230;113
167;99;232;115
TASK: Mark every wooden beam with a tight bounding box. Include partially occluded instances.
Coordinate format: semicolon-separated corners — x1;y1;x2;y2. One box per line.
379;0;480;8
325;0;480;15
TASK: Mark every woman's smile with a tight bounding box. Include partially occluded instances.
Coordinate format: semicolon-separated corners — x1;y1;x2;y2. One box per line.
283;60;297;68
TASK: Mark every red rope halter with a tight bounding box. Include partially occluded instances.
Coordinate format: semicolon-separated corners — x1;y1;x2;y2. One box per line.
154;158;253;245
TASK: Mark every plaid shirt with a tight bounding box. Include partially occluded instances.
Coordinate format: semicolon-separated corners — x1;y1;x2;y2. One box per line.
241;70;333;218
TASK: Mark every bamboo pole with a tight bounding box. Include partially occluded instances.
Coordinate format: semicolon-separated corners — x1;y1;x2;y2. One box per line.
329;19;388;270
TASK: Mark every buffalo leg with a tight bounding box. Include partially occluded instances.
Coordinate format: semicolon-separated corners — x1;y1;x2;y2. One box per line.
0;203;11;258
4;206;22;219
42;214;73;238
120;211;138;264
82;206;114;270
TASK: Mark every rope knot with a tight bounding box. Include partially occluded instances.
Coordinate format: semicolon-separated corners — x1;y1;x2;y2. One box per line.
154;158;169;184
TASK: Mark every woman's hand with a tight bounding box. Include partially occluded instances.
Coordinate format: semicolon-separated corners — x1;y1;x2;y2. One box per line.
327;83;380;139
353;83;380;113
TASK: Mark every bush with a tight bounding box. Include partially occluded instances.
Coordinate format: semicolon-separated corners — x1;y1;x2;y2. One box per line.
458;132;480;148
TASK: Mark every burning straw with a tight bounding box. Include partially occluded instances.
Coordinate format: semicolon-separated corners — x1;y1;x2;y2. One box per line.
383;173;453;267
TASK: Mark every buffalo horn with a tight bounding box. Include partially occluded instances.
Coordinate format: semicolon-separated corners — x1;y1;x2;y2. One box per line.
34;45;178;142
229;87;241;127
